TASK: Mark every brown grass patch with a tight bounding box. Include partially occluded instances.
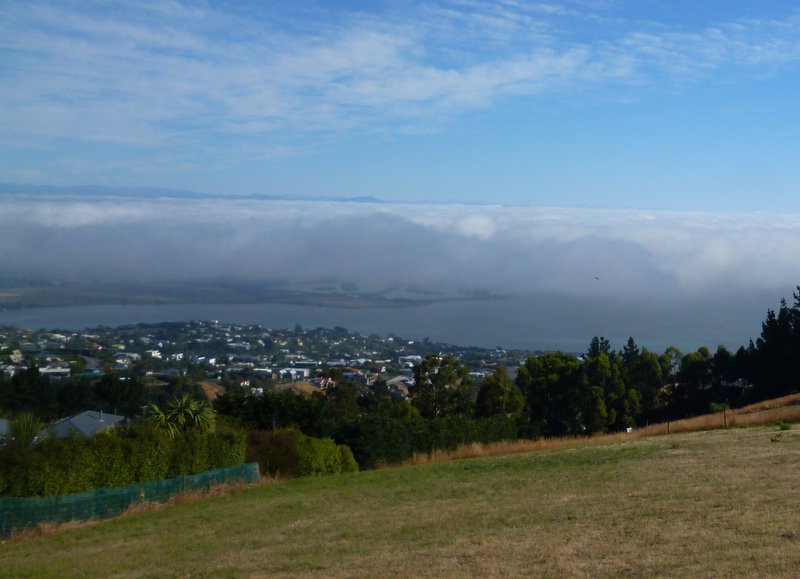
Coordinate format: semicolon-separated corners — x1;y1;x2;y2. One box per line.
403;393;800;466
200;380;223;401
274;380;322;396
402;433;634;466
736;392;800;414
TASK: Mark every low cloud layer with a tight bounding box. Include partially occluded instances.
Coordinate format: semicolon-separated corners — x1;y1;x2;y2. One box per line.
2;195;798;350
2;195;799;300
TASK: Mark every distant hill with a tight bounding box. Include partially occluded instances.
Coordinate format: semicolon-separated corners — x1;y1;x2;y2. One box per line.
0;182;385;204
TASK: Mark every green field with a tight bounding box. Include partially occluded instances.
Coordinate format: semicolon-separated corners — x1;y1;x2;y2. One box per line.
4;426;800;577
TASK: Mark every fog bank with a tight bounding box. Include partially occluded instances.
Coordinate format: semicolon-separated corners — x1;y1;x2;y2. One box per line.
2;194;797;350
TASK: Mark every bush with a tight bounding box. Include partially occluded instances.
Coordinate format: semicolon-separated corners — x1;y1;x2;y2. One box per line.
126;428;173;482
297;436;340;476
0;426;247;497
209;430;246;469
246;430;300;478
422;415;517;455
338;445;359;473
245;428;358;478
170;431;211;477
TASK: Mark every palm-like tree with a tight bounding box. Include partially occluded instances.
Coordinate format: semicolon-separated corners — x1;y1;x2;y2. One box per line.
8;413;43;449
147;394;215;438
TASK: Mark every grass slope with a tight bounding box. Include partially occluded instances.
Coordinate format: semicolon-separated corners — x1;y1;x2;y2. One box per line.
4;426;800;577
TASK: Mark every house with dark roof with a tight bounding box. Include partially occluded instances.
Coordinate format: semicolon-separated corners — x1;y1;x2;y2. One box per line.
0;418;9;444
42;410;129;438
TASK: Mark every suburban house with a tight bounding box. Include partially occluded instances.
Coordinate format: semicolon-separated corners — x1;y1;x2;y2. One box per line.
279;368;311;381
38;363;72;379
41;410;129;438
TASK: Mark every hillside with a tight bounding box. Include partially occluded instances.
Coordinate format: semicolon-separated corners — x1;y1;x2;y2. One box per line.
4;425;800;577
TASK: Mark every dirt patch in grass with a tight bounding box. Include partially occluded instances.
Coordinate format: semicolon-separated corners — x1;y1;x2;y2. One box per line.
200;380;223;401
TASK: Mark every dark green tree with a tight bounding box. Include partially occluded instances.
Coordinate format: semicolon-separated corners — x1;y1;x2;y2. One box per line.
584;344;640;431
588;336;613;358
621;337;640;367
630;349;665;423
5;365;60;420
94;375;148;417
516;352;585;437
749;288;800;399
411;354;475;419
584;385;608;434
475;366;524;419
57;378;97;416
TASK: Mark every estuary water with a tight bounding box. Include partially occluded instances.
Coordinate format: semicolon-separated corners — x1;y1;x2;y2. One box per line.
0;294;767;354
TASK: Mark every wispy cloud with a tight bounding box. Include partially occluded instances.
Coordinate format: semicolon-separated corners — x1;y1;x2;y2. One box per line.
2;1;800;156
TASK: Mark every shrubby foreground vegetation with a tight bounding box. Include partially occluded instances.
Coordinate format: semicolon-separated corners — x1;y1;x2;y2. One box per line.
0;427;245;497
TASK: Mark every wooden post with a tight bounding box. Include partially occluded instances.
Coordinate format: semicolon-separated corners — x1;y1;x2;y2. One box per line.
723;408;727;429
667;421;670;435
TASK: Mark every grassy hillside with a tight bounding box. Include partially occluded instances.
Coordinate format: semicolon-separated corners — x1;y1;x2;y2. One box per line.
4;425;800;577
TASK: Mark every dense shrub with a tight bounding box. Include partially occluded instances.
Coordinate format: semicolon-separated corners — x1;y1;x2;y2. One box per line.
246;430;300;477
338;445;359;473
0;426;247;497
419;415;518;457
125;428;173;483
328;414;518;469
208;430;246;470
245;428;358;478
344;411;428;469
296;436;340;476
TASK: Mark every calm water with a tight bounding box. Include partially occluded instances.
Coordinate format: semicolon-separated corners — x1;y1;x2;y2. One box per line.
0;295;768;353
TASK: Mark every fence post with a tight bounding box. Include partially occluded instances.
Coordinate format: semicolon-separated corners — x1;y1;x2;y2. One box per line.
723;408;727;429
667;421;670;435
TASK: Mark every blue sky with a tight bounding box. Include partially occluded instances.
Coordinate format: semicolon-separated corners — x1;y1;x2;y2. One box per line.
3;0;800;210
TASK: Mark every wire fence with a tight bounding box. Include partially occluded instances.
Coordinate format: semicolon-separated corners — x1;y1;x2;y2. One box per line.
1;462;260;538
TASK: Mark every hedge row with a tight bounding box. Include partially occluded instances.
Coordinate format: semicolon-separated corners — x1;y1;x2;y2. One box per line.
0;427;246;497
246;416;518;472
246;429;358;478
343;414;519;469
424;415;518;452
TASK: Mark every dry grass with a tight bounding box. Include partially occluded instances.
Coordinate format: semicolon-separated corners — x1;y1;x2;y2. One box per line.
200;380;223;401
635;396;800;437
736;392;800;413
4;426;800;577
406;393;800;466
403;432;633;466
274;380;323;396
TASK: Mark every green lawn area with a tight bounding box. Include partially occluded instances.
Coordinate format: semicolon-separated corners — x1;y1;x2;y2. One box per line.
4;426;800;577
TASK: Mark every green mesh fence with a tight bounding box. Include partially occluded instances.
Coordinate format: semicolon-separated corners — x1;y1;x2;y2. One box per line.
0;462;260;537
